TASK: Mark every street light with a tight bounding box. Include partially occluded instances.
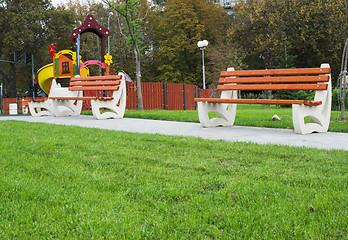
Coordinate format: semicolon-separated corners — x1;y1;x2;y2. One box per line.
107;12;114;54
197;40;208;89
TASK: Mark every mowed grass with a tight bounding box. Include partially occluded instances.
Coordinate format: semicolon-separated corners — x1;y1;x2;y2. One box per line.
122;105;348;133
0;121;347;239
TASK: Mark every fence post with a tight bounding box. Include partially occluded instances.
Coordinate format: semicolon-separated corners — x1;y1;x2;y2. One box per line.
16;97;19;114
0;83;3;115
163;82;167;110
183;84;186;110
195;85;197;110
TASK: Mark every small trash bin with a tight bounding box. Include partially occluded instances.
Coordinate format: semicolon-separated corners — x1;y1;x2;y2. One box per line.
22;105;28;114
9;103;18;115
22;99;29;114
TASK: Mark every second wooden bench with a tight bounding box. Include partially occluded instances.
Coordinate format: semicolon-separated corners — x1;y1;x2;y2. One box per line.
194;63;332;134
48;73;126;119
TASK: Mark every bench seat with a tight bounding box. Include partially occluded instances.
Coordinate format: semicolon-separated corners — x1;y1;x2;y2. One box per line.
195;98;322;107
49;96;114;101
31;98;48;103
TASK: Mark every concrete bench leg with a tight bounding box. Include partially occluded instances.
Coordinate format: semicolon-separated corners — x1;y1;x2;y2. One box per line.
197;66;237;127
292;103;331;134
28;100;53;117
91;78;126;120
50;99;83;117
292;63;331;134
197;102;237;127
48;79;83;117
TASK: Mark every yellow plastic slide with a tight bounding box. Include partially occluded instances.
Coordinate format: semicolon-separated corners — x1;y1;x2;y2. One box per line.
37;63;54;94
37;63;89;94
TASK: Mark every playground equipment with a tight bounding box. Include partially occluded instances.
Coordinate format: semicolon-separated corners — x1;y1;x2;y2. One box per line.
37;63;53;94
29;48;90;116
36;50;90;94
29;14;126;119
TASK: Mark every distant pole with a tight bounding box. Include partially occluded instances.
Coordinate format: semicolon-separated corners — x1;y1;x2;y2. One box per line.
201;49;206;89
197;40;209;89
108;12;113;54
0;83;3;115
76;34;81;75
31;53;35;100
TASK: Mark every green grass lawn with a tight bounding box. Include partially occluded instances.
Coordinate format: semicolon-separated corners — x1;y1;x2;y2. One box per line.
120;105;348;133
0;121;347;238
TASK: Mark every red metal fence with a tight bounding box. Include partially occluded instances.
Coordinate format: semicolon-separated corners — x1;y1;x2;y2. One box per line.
1;97;47;114
1;82;212;114
125;82;211;110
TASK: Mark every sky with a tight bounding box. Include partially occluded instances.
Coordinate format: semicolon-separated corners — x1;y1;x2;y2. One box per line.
51;0;68;7
51;0;103;7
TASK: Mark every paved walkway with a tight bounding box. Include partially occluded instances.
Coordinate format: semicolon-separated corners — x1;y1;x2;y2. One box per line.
1;115;347;151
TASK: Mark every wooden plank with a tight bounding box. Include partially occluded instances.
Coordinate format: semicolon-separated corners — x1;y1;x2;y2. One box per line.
185;84;196;110
126;81;137;110
217;84;328;91
194;98;322;106
220;68;331;77
50;96;114;101
167;83;184;110
69;80;121;86
219;75;330;84
69;86;119;91
200;89;211;98
70;75;122;81
31;99;47;102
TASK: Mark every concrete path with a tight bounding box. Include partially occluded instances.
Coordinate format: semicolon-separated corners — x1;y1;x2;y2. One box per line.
1;115;347;151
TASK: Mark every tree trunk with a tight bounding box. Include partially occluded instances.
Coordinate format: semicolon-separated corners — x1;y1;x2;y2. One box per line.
134;46;143;110
112;0;144;110
0;63;17;98
340;75;346;120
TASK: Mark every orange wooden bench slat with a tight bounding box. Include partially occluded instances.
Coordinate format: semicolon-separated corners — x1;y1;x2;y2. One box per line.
32;99;48;102
69;80;121;86
217;83;328;91
220;67;331;77
70;75;122;81
50;96;114;101
219;75;330;84
194;98;322;107
69;86;120;91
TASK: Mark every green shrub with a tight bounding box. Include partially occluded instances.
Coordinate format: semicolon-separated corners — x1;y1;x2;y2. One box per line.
331;88;348;111
273;90;315;101
241;92;260;99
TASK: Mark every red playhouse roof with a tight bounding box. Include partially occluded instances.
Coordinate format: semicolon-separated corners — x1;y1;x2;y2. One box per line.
70;14;110;42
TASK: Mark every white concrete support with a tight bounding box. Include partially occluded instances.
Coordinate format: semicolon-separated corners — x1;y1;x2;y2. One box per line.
48;79;83;117
292;63;332;134
28;100;53;117
91;72;126;120
197;67;237;127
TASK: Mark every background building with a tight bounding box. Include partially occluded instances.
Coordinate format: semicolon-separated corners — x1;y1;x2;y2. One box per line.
214;0;240;8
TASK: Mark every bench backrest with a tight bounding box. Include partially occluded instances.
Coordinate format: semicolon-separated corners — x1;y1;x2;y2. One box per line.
218;67;331;92
69;75;124;99
69;75;123;91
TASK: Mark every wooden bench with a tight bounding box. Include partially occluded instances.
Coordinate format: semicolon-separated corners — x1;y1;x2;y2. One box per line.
47;73;126;119
194;63;332;134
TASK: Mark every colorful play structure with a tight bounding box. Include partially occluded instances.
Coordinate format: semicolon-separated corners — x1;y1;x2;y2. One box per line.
29;14;126;119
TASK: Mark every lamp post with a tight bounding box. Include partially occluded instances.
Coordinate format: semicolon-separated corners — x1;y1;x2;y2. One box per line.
107;12;113;54
197;40;208;89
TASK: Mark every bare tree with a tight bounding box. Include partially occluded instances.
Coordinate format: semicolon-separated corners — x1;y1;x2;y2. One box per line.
104;0;145;110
